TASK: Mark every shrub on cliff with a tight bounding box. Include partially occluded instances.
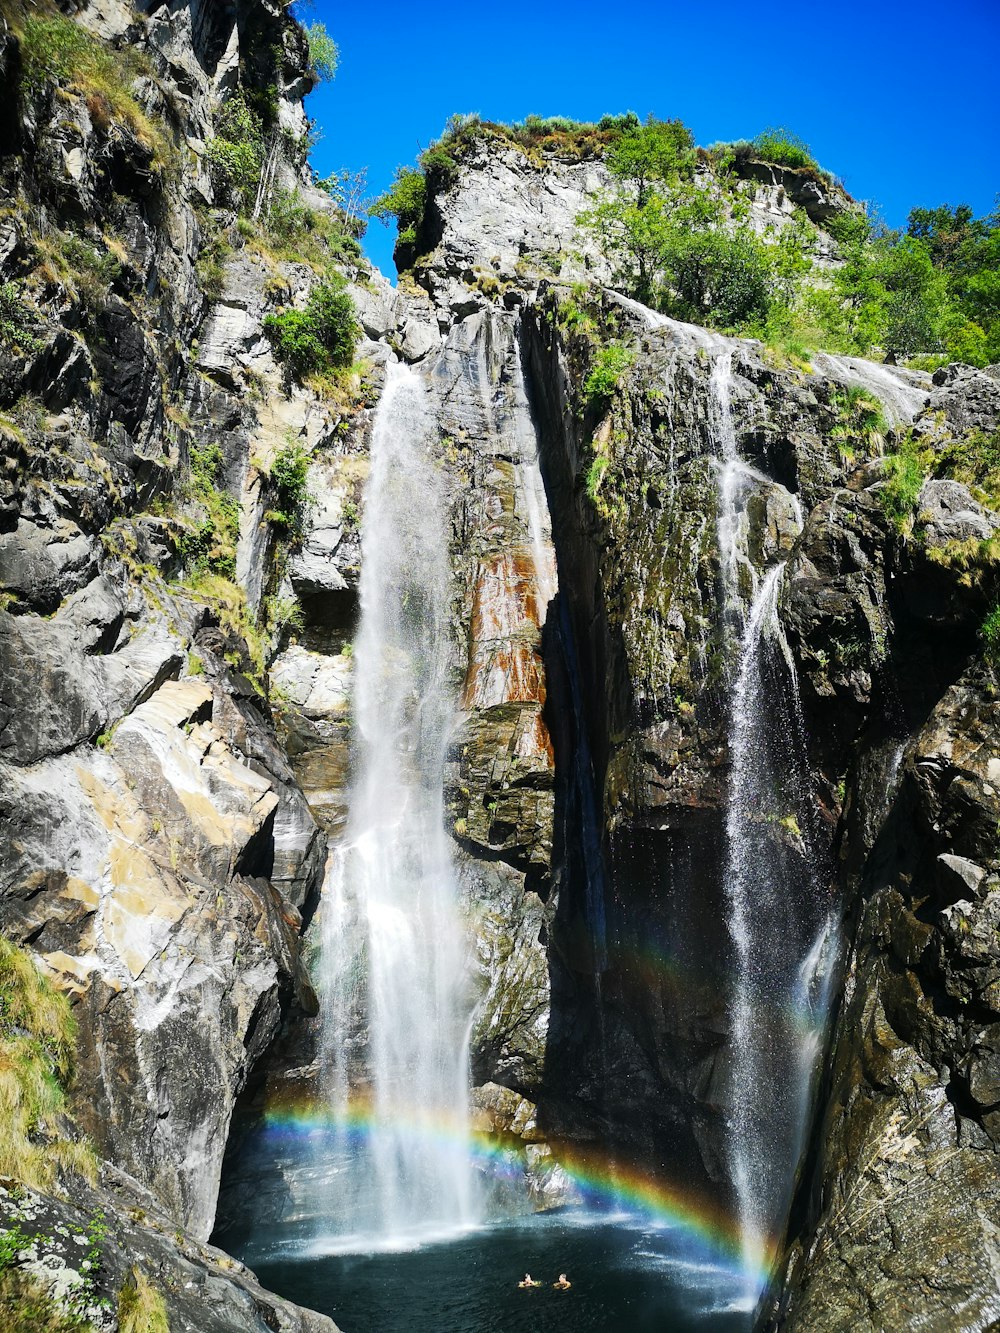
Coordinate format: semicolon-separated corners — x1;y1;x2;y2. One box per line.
751;127;818;172
304;22;338;84
207;89;266;215
263;277;359;379
0;282;44;355
583;342;634;405
370;167;427;249
263;440;311;537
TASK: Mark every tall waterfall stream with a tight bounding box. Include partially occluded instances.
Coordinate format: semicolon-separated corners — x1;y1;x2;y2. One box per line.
315;360;479;1248
711;349;838;1303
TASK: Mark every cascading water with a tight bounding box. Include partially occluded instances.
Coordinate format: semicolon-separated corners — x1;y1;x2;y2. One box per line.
710;352;837;1302
315;358;479;1247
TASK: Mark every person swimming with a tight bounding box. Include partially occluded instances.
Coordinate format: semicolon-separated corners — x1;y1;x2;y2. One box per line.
553;1273;572;1290
518;1274;541;1288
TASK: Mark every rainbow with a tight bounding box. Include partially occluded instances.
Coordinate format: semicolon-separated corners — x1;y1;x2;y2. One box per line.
256;1090;772;1288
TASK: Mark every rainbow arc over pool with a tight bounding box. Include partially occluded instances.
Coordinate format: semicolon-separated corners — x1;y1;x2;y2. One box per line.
255;1089;771;1290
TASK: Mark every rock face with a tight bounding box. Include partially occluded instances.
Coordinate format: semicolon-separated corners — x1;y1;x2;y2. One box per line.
387;135;1000;1325
0;0;345;1323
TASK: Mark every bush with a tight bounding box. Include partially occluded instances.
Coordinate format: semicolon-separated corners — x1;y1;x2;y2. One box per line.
305;22;338;83
265;441;311;535
369;166;427;247
181;442;239;578
607;116;696;202
981;605;1000;659
207;90;265;214
879;438;929;530
583;342;634;405
830;385;887;462
0;1269;94;1333
0;283;44;355
751;127;818;172
263;278;359;379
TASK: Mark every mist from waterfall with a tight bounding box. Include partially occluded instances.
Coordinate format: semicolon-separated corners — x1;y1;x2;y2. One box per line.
315;358;479;1249
710;350;837;1301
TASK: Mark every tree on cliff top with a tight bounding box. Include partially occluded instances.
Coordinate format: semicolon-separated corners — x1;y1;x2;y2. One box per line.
606;116;696;206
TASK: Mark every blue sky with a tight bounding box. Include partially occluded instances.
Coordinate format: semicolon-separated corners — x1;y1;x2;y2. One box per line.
297;0;1000;281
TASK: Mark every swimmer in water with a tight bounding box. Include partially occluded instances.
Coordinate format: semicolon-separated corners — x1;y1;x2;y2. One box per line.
518;1274;541;1288
553;1273;572;1290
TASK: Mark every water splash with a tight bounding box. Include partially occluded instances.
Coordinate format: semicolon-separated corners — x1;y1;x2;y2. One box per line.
316;359;479;1246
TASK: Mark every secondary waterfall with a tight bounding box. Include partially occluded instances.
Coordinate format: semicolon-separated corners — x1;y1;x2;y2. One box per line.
316;358;479;1246
710;351;836;1300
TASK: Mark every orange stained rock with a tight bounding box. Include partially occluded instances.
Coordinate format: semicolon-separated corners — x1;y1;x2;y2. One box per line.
463;549;546;711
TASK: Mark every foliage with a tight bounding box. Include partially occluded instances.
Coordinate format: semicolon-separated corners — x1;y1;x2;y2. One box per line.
263;277;359;379
304;22;338;83
20;16;172;168
878;432;931;530
828;221;946;359
981;604;1000;660
907;202;1000;367
0;1267;94;1332
830;385;887;463
265;440;311;535
194;229;232;302
585;451;609;501
751;127;818;172
583;342;634;405
207;90;265;214
0;283;44;355
369;167;427;248
606;116;696;204
30;231;122;318
179;442;239;579
935;427;1000;507
117;1268;169;1333
178;571;267;682
254;189;363;271
582;163;804;328
0;937;96;1191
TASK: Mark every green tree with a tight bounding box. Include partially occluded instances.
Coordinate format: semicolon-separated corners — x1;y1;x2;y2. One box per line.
606;116;696;206
369;167;427;248
305;23;338;83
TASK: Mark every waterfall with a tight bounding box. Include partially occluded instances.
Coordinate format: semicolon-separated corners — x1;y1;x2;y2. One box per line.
510;342;557;625
316;359;479;1247
710;353;836;1299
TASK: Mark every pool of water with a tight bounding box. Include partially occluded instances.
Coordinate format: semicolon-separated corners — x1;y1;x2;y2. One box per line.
246;1213;753;1333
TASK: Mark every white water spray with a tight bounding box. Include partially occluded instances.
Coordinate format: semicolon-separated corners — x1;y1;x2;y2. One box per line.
316;360;479;1247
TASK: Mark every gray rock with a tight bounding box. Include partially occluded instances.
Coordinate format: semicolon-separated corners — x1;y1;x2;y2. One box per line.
919;477;1000;546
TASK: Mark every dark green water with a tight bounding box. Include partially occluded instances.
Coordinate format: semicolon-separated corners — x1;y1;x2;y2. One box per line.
249;1214;751;1333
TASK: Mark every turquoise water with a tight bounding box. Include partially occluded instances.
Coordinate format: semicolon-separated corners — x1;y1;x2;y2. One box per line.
244;1212;752;1333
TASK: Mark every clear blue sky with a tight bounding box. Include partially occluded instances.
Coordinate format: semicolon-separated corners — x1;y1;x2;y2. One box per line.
296;0;1000;281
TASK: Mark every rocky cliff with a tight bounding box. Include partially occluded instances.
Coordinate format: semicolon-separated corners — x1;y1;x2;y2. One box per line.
2;7;1000;1329
0;0;350;1325
367;137;1000;1327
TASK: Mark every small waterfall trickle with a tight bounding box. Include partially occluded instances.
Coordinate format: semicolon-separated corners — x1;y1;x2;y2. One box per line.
710;351;837;1301
510;342;557;625
315;359;479;1248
